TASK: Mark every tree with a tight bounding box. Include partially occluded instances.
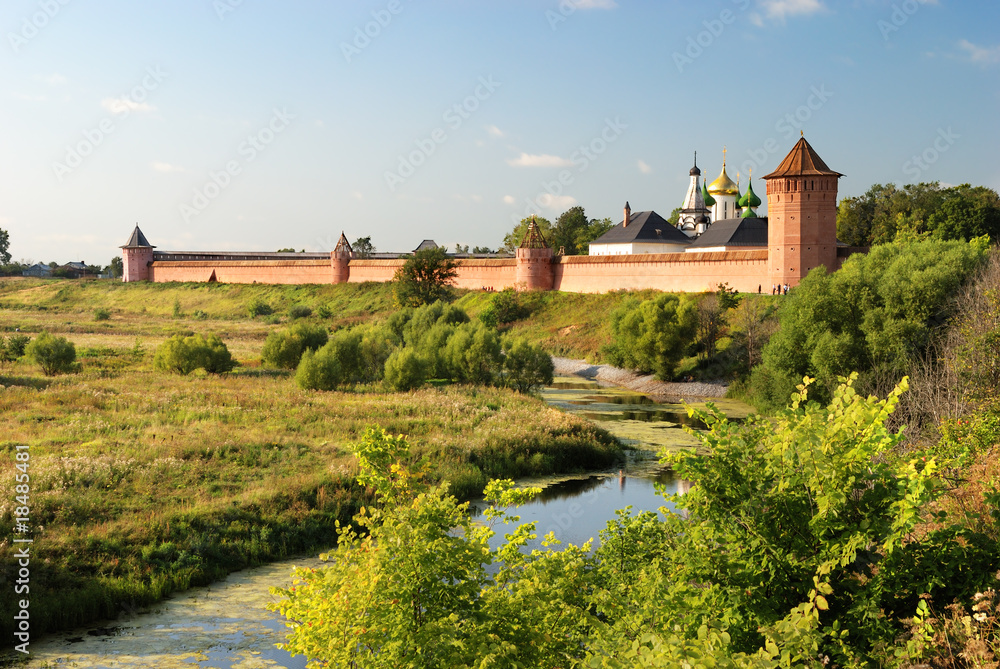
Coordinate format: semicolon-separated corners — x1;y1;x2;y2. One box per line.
454;243;469;254
667;207;682;226
108;257;123;279
262;323;329;369
393;247;458;307
501;217;552;254
25;332;76;375
552;206;589;255
153;333;235;375
353;236;375;259
472;246;492;254
0;228;10;265
602;293;698;380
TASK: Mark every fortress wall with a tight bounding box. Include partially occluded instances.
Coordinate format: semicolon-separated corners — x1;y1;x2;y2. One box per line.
346;258;518;290
149;260;332;284
345;259;404;284
553;250;770;294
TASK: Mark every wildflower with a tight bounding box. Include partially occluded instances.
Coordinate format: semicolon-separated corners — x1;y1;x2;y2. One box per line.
974;612;988;623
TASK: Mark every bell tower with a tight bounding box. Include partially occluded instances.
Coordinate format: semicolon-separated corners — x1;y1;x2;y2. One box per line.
763;136;842;288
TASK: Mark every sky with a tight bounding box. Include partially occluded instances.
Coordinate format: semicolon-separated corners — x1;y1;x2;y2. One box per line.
1;0;998;265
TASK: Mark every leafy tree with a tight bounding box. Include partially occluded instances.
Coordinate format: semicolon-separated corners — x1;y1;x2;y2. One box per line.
383;347;427;391
602;293;698;380
501;217;553;254
261;322;329;369
153;333;235;375
472;246;492;254
454;243;469;254
0;334;30;363
25;332;76;375
202;334;236;373
276;247;297;252
393;247;458;307
0;228;9;264
108;256;123;279
478;288;529;329
667;206;682;226
551;206;589;255
295;346;345;391
500;336;553;392
353;236;375;259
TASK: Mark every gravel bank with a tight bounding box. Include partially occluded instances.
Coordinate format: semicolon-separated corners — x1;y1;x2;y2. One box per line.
551;356;728;400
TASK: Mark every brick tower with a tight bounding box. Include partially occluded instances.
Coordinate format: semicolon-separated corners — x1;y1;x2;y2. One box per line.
120;225;155;282
763;136;842;289
331;232;352;284
515;219;553;291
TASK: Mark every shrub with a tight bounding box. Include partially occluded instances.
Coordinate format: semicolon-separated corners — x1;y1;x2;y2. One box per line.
0;334;30;363
479;288;529;329
153;334;235;375
358;325;396;383
288;304;312;320
295;347;345;391
316;304;332;319
601;293;698;380
25;332;76;376
445;322;502;385
246;298;274;318
383;348;427;391
94;307;111;321
501;336;554;393
261;323;329;369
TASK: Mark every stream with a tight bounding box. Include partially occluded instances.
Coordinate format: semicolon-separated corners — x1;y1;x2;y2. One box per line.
9;376;751;668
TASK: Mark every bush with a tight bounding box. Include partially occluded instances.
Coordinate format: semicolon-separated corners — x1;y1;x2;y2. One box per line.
94;307;111;321
25;332;76;376
153;334;235;375
501;336;554;393
295;347;344;391
601;293;698;380
288;304;312;320
479;289;529;329
261;323;329;369
383;348;427;391
0;334;30;363
246;298;274;318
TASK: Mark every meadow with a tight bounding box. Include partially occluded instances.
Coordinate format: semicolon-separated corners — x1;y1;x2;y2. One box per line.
0;278;623;641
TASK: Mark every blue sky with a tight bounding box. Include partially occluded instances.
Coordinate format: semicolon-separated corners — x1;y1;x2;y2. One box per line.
1;0;997;264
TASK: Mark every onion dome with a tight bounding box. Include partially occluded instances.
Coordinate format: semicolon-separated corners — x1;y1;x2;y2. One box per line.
708;162;739;196
740;205;758;219
701;182;716;207
689;151;701;176
738;178;762;209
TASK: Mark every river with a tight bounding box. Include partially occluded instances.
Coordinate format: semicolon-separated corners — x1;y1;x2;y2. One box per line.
9;376;749;668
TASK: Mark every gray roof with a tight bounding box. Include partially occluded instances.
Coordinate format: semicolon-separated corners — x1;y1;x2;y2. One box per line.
121;225;154;248
413;240;439;252
590;210;691;245
687;217;769;248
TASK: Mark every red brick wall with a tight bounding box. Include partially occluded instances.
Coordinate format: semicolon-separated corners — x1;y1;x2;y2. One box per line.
150;260;333;284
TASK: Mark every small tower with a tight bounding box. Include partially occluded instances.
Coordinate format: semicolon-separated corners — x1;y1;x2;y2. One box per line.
515;218;554;291
331;232;352;284
677;152;712;236
623;201;631;228
707;147;740;221
763;136;842;288
120;225;155;282
738;169;763;218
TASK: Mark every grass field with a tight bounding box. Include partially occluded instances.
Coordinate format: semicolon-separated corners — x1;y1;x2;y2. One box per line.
0;278;626;642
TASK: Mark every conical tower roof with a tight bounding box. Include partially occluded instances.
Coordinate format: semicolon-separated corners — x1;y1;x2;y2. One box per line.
519;218;550;249
764;136;843;179
333;232;353;256
121;225;154;248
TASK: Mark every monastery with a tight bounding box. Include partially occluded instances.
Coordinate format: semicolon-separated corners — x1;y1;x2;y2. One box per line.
122;137;862;294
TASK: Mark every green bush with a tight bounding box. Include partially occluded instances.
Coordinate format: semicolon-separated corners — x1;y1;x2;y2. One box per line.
93;307;111;321
445;322;502;385
153;333;235;375
246;298;274;318
288;304;312;319
294;347;344;391
601;293;698;380
383;348;427;391
25;332;76;375
479;289;529;329
393;247;459;307
357;325;396;383
261;323;329;369
0;334;30;362
501;336;554;392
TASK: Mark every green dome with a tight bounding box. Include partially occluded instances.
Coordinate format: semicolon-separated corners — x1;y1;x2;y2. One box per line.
701;182;716;207
738;180;762;209
741;206;758;218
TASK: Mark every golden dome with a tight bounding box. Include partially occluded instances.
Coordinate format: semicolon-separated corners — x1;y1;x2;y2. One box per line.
708;162;739;196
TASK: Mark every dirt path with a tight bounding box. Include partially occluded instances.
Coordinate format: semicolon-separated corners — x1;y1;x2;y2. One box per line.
551;357;728;400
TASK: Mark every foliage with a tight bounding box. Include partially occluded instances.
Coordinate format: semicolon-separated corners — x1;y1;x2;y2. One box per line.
352;236;375;259
294;347;344;391
287;304;312;319
108;256;123;279
0;227;9;264
602;293;698;380
551;206;615;255
502;216;553;254
836;181;1000;247
383;347;428;391
261;322;329;369
246;297;274;317
94;307;111;321
0;333;31;362
500;335;554;392
393;247;458;307
478;287;529;329
153;333;235;375
25;332;77;375
750;237;989;410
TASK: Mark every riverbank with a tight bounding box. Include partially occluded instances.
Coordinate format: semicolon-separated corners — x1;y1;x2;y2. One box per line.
552;356;728;400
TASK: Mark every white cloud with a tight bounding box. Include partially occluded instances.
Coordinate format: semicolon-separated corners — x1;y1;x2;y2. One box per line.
507;153;574;168
958;39;1000;64
758;0;825;22
573;0;617;8
101;97;156;114
485;124;504;138
638;160;652;174
503;195;516;205
150;162;184;173
538;194;578;211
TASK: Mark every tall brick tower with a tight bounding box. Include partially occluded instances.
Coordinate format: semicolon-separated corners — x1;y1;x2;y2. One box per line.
763;136;843;288
515;219;553;291
331;232;352;284
120;225;155;282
